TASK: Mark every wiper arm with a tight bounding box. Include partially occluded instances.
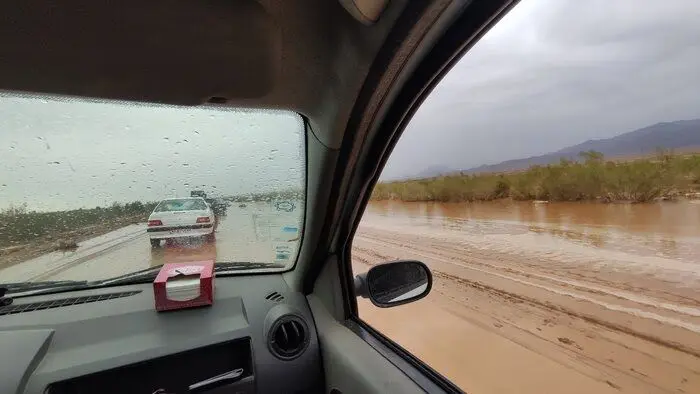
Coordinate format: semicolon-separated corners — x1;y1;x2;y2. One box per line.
96;262;283;287
0;262;286;301
215;261;284;273
1;280;88;294
92;266;164;286
1;280;90;301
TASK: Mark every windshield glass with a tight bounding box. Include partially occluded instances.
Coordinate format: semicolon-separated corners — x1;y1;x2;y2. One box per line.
0;94;305;285
154;199;208;212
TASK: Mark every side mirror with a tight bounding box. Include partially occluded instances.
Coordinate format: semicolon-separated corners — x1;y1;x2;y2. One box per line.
354;260;432;308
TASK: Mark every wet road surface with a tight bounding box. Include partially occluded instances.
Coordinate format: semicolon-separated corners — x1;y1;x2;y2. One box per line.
0;202;302;282
356;201;700;394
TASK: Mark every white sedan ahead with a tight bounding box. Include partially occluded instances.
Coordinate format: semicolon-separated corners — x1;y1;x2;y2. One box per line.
147;197;216;247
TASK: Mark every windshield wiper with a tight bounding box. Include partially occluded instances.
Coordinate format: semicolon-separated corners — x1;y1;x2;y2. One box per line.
215;261;285;273
1;280;90;302
1;280;89;294
0;262;285;301
94;262;284;287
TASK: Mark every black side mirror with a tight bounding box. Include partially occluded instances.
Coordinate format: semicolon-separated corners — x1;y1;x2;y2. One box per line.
354;260;432;308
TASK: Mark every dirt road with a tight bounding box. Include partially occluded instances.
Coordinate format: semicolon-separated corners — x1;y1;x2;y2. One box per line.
354;210;700;394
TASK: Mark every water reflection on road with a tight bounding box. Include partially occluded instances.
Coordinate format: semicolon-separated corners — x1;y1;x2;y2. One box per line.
0;201;303;282
365;200;700;267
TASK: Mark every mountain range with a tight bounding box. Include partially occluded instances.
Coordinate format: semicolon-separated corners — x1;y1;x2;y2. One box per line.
416;118;700;177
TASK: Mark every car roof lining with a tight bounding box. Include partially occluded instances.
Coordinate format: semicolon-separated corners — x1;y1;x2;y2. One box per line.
0;0;407;149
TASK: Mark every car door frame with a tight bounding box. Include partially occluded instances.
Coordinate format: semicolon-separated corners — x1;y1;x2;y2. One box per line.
305;0;519;392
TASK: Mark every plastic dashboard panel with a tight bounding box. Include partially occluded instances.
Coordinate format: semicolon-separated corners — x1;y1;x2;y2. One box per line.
0;274;323;394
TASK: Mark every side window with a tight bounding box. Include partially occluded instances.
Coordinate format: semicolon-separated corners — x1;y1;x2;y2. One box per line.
352;1;700;393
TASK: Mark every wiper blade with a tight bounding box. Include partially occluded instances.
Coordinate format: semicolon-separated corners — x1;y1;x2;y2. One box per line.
215;261;284;273
1;280;88;294
1;280;90;302
96;262;283;287
0;262;286;301
93;266;164;286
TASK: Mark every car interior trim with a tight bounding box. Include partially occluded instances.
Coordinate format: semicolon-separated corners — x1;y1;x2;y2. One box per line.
302;0;440;297
345;319;460;394
339;0;519;316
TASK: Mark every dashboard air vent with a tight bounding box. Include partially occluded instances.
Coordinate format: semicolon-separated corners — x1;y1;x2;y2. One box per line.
0;291;141;316
268;315;309;360
265;291;285;302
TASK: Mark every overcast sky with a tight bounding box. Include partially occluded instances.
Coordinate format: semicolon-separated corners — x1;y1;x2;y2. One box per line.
3;0;700;210
0;100;304;211
380;0;700;180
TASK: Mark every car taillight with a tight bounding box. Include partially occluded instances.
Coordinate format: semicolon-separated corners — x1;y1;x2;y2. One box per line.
148;219;163;226
196;217;210;223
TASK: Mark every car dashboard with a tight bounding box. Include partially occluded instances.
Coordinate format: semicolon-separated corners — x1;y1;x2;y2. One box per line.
0;274;323;394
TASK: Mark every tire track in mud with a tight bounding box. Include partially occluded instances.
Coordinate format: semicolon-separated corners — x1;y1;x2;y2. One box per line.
430;281;698;394
360;236;700;335
355;250;700;393
357;224;700;307
431;269;700;359
352;238;700;359
356;229;700;310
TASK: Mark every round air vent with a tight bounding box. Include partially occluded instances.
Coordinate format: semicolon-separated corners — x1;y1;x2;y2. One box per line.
267;315;309;360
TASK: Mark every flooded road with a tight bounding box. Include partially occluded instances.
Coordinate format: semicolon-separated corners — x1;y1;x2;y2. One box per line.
0;201;302;282
355;200;700;394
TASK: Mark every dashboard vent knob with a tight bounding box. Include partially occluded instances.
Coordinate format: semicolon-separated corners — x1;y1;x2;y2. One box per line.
268;315;309;360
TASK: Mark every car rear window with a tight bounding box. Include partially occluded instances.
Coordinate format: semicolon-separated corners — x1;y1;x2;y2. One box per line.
154;199;208;212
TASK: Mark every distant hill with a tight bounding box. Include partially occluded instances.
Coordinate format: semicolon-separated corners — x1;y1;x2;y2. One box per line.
448;118;700;175
413;165;455;179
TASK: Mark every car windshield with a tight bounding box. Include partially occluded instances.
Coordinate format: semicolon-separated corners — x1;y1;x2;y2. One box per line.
154;199;208;212
0;94;305;285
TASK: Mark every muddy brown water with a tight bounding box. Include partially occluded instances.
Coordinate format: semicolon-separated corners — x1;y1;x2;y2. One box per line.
355;200;700;394
364;200;700;282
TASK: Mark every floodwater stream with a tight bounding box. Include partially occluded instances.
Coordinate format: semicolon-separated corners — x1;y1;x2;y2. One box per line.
363;200;700;286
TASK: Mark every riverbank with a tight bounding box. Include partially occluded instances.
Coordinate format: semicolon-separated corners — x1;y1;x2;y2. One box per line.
372;152;700;203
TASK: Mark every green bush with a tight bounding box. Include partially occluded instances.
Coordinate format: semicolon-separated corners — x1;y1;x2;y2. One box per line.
372;152;700;203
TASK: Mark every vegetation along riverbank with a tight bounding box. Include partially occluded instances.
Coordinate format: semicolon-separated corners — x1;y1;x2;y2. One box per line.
371;151;700;203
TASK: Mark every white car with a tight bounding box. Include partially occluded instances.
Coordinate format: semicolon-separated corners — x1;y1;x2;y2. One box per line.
147;197;216;247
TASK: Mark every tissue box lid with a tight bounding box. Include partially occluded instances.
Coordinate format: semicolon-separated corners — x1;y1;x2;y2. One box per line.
154;261;214;284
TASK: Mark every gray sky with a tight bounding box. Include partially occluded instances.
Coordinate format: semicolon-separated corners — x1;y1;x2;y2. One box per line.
3;0;700;210
1;98;304;211
380;0;700;180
